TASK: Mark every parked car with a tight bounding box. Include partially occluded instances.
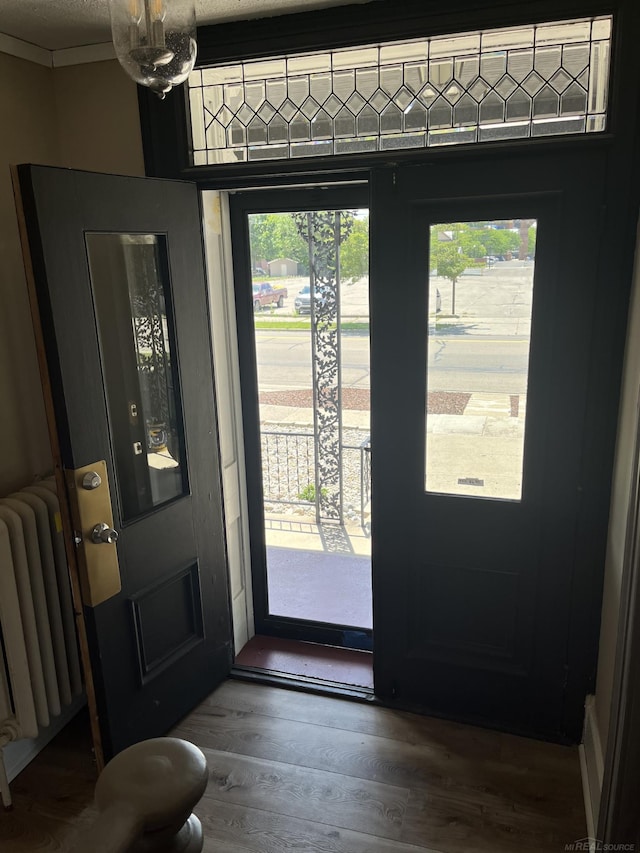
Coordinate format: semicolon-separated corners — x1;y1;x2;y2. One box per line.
294;285;311;315
253;281;287;310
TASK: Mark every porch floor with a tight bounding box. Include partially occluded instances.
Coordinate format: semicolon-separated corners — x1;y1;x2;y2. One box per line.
264;516;372;629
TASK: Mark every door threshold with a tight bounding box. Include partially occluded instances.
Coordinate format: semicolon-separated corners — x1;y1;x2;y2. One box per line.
233;634;374;699
231;665;374;701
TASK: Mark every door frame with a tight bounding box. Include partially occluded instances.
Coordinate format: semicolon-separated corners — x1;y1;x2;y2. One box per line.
219;138;627;725
13;166;106;770
229;183;372;649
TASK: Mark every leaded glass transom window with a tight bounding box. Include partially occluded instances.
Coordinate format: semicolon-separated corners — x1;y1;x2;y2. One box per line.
188;17;612;165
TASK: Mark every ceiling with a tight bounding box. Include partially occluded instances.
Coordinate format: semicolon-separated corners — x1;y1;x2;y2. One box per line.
1;0;370;52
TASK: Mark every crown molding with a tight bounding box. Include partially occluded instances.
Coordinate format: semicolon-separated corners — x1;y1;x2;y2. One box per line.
0;32;51;67
0;32;115;68
52;42;116;67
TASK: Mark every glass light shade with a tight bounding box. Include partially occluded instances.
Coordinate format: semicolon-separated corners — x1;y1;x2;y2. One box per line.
109;0;197;99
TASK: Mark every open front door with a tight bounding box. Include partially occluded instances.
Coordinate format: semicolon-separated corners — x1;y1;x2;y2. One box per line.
15;165;232;758
371;150;608;741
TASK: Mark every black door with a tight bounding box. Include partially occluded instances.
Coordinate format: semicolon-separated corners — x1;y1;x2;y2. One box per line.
16;165;232;758
370;149;607;741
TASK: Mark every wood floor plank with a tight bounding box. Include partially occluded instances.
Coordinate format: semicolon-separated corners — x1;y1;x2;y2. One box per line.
201;747;410;841
198;800;443;853
10;763;97;825
0;808;90;853
174;687;584;821
200;680;500;759
173;704;454;788
3;679;587;853
402;787;587;853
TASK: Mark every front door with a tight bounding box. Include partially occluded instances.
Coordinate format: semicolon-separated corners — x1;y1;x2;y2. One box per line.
371;149;607;740
15;165;232;758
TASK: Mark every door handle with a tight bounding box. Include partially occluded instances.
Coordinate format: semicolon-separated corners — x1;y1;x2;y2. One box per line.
66;460;122;606
91;522;119;545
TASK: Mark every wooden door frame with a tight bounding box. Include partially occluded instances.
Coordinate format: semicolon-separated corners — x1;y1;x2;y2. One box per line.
12;166;105;772
598;342;640;845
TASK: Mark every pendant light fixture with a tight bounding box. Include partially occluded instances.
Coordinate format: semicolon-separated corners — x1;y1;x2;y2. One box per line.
109;0;197;99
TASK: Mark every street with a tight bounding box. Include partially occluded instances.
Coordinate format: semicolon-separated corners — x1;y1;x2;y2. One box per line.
254;262;534;396
255;330;530;395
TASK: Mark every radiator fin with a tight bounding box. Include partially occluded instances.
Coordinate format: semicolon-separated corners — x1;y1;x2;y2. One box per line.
0;477;84;807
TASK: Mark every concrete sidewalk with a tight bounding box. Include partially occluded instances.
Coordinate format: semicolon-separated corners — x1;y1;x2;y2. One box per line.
260;390;527;501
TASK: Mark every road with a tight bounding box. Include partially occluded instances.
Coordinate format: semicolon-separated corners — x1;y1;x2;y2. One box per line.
255;330;531;395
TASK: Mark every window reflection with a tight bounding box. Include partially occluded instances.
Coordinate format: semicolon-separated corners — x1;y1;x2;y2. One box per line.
86;233;186;521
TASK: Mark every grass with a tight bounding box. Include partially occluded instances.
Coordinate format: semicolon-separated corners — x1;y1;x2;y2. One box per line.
253;318;370;332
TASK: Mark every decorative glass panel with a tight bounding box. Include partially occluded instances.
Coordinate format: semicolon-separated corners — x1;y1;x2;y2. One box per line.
425;220;536;501
188;16;612;164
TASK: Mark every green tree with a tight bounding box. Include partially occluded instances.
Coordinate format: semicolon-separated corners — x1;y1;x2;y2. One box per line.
272;214;308;266
248;212;309;270
474;227;519;257
340;216;369;284
248;213;271;269
431;239;470;315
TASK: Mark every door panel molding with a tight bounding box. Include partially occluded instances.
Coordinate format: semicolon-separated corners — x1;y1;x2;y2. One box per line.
409;563;521;664
130;562;204;685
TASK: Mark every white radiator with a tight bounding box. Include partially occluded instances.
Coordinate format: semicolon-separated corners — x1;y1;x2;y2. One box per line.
0;477;83;807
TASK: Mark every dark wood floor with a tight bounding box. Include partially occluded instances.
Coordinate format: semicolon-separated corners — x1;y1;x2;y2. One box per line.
1;679;587;852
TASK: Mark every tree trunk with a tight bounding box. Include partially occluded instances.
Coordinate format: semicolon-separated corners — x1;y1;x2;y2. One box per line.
520;218;534;259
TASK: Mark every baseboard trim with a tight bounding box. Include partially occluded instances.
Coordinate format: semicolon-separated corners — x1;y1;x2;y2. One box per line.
581;695;605;839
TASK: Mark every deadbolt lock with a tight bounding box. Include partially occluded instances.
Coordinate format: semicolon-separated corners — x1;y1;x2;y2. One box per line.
82;471;102;490
66;460;121;606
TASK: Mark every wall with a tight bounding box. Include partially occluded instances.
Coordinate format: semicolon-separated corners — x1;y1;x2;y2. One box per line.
0;51;144;778
0;55;143;497
0;53;60;496
591;219;640;808
53;60;144;177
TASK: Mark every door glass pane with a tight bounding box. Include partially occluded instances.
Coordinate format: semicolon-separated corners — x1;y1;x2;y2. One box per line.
248;210;372;632
86;233;187;521
426;219;536;500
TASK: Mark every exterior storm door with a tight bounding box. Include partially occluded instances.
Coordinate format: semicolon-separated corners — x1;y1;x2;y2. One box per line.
370;149;607;740
230;186;373;650
16;165;232;758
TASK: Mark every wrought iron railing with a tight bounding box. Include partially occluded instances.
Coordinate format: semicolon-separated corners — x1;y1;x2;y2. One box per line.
260;429;371;528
